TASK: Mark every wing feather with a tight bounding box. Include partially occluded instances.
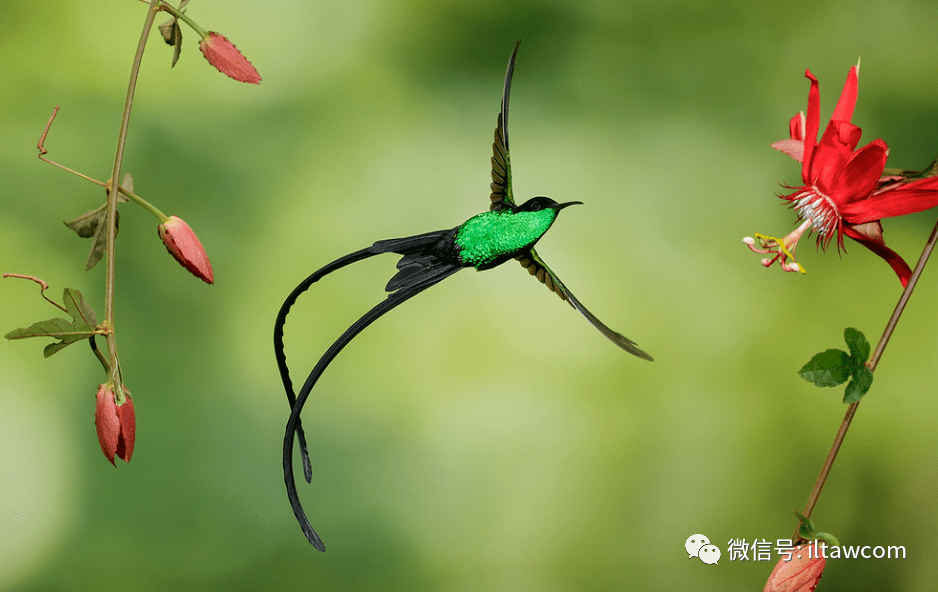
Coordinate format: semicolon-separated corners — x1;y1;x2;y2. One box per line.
519;248;653;360
490;41;520;211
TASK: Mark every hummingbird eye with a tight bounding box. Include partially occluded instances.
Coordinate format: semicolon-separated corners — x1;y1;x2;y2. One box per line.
530;201;542;211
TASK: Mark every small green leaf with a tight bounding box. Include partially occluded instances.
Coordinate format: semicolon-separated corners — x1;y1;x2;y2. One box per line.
815;531;841;548
793;512;840;546
64;204;120;270
844;327;870;363
158;2;187;68
798;349;855;387
795;511;816;540
844;366;874;403
84;209;113;270
5;288;98;357
64;204;107;238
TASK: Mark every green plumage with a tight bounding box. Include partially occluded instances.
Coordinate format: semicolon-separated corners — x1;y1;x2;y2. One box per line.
455;208;558;268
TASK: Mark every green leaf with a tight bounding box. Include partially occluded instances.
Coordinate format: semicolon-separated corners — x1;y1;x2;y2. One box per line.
798;349;855;387
844;366;874;403
5;288;98;357
64;203;107;238
158;2;188;68
844;327;870;363
64;204;120;271
793;512;841;546
84;209;112;271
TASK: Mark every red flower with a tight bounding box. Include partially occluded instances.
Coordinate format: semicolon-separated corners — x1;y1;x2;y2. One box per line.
158;215;214;284
199;32;261;84
763;547;825;592
95;383;135;465
745;64;938;286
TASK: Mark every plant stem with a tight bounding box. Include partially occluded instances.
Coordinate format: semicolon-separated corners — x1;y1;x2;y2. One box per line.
797;216;938;537
103;0;162;384
121;187;169;221
37;108;168;221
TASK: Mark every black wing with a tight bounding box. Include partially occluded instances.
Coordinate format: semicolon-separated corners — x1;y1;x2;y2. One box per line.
518;248;653;360
489;41;520;211
487;42;651;359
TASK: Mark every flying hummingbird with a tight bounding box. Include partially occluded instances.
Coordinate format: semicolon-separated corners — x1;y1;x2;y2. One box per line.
274;41;652;551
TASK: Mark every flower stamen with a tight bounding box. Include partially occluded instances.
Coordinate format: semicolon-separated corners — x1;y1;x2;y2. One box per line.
744;220;811;275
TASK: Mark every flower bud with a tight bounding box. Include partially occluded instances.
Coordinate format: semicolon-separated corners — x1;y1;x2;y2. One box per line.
763;547;825;592
94;384;135;465
158;215;214;284
199;32;261;84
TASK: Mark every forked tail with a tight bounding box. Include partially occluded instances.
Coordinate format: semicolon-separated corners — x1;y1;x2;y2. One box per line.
274;230;461;550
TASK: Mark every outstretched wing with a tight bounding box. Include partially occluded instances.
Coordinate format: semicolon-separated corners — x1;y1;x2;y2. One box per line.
490;41;520;211
517;248;653;360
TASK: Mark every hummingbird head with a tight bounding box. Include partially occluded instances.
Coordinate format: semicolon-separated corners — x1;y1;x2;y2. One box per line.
517;196;583;213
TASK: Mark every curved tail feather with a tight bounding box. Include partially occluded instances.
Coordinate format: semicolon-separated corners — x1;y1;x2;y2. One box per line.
283;266;461;550
274;248;377;483
274;231;458;484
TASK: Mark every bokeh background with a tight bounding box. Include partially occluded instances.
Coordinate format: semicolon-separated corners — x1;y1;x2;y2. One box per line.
3;1;938;590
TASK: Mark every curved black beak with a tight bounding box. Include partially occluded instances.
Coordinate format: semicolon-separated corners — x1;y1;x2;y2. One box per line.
555;200;584;211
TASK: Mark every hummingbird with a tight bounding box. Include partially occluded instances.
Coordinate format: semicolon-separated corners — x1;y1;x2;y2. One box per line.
274;41;652;551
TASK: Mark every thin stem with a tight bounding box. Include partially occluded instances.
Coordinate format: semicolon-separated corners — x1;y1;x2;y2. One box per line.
89;336;111;374
2;273;67;313
36;108;168;220
120;187;168;221
796;216;938;537
103;0;162;384
37;107;107;187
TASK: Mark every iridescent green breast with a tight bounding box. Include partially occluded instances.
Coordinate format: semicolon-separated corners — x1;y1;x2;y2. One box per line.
454;208;558;269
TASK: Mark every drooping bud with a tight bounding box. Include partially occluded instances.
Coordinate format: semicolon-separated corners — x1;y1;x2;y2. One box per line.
763;547;825;592
94;383;136;465
158;216;214;284
198;32;261;84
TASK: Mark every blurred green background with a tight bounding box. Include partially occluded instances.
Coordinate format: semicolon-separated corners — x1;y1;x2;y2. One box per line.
3;0;938;590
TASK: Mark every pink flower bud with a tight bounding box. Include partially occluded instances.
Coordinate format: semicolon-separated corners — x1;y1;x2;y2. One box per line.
94;384;136;465
198;32;261;84
764;547;825;592
158;216;214;284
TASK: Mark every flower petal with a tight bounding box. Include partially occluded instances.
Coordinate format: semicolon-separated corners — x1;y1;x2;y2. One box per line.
810;120;863;191
825;139;888;206
199;32;261;84
764;549;825;592
844;222;912;287
95;385;119;465
773;113;808;161
843;176;938;223
158;216;215;284
789;112;806;141
802;70;820;183
115;393;135;462
831;65;858;123
772;138;804;162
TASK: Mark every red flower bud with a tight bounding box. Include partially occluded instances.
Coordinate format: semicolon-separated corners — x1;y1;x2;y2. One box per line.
94;384;136;465
764;547;825;592
198;32;261;84
158;215;214;284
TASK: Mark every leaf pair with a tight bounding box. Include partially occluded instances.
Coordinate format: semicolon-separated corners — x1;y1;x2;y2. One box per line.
798;328;874;403
5;287;98;358
158;0;191;68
